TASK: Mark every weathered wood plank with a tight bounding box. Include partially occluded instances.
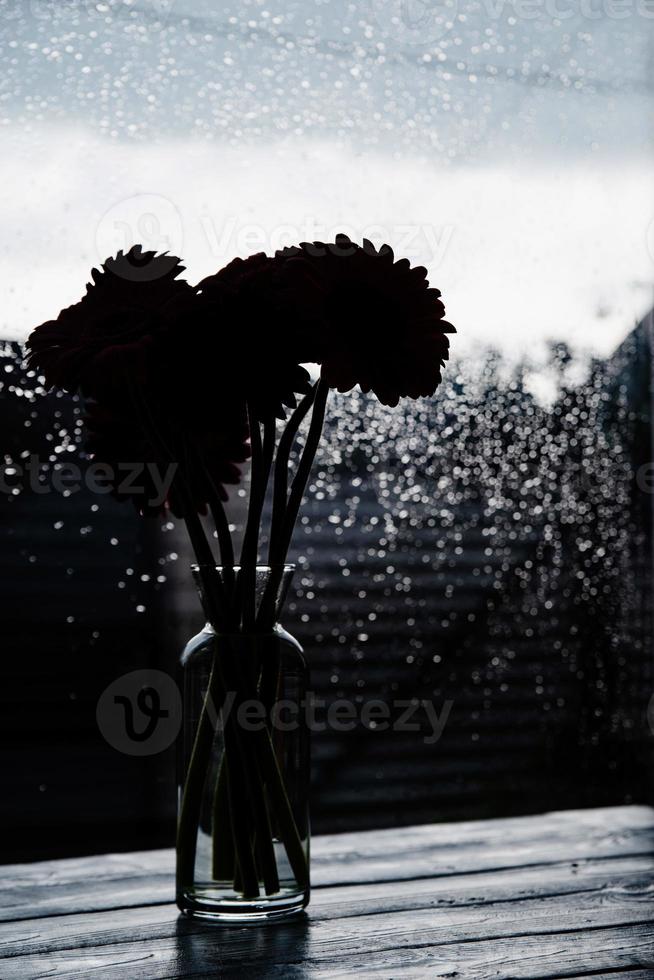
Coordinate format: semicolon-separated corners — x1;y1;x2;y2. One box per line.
1;870;654;966
2;855;653;958
565;974;654;980
2;919;653;979
273;926;654;980
1;806;652;922
4;804;650;885
0;806;651;979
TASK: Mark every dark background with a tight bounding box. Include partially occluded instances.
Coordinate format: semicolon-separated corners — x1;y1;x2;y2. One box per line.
1;318;652;863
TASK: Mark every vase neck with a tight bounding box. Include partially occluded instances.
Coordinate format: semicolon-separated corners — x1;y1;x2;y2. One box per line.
192;564;294;627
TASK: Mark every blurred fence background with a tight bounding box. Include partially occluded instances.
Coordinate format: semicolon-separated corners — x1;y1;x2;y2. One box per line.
1;316;652;861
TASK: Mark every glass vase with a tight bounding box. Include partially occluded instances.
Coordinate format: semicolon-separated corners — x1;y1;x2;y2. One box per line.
176;565;310;922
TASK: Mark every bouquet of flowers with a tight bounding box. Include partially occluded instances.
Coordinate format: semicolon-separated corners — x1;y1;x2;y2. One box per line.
27;234;454;919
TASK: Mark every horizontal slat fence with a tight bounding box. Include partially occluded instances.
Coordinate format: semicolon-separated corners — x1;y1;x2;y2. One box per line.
1;318;652;860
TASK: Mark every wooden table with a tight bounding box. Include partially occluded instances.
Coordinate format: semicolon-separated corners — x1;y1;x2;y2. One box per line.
1;805;653;978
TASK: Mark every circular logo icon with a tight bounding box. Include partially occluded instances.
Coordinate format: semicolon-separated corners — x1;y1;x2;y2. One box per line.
95;194;184;280
646;216;654;266
97;669;182;756
370;0;458;45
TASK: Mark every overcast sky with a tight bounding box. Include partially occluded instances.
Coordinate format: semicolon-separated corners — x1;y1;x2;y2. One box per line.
2;0;653;360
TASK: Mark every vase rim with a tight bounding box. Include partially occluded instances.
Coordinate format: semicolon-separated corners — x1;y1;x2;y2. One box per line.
190;563;296;572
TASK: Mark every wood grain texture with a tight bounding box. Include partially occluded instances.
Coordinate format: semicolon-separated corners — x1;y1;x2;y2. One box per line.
0;805;652;979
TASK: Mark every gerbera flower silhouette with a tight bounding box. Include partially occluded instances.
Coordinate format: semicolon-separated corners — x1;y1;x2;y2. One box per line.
26;245;192;397
275;234;455;406
192;253;312;421
27;246;250;515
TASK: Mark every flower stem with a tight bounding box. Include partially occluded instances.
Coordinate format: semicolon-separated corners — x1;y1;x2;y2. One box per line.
221;705;260;898
240;411;275;630
182;504;227;631
210;497;234;570
280;378;329;560
178;640;262;900
268;386;317;567
176;657;223;895
216;638;280;896
211;755;234;882
254;722;309;888
209;496;237;628
258;379;329;630
225;641;309;889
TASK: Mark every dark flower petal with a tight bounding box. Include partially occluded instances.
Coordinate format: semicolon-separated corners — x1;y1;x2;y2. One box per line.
26;245;192;396
189;253;317;420
272;235;455;405
27;246;249;514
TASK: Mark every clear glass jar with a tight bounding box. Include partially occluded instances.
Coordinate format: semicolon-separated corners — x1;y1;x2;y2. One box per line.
176;565;310;922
